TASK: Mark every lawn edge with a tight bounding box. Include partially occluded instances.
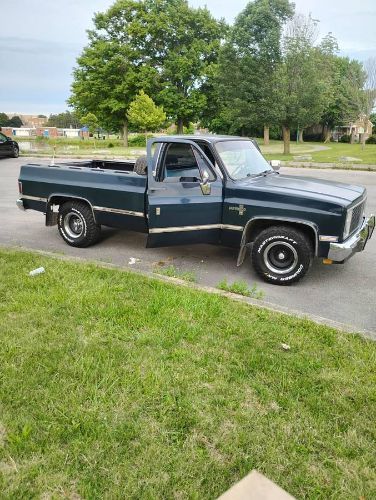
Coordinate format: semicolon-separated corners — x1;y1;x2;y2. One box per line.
3;245;375;341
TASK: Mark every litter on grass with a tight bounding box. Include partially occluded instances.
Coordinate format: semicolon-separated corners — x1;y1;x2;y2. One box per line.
29;267;45;277
128;257;140;265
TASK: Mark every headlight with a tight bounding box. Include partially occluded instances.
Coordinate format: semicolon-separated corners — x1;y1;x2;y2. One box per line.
343;208;353;239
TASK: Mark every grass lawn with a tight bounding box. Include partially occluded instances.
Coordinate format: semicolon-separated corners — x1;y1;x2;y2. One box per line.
0;249;375;498
17;136;376;165
261;140;376;165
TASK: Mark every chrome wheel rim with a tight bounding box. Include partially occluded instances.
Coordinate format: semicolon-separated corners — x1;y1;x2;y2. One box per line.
63;212;84;239
263;241;298;274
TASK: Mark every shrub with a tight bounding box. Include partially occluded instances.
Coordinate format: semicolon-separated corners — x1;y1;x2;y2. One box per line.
107;142;114;148
365;135;376;144
340;134;351;143
128;134;150;147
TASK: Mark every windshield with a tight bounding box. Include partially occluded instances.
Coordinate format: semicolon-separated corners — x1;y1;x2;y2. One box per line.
215;140;273;180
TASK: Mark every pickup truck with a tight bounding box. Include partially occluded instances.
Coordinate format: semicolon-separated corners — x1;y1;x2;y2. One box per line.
17;135;375;285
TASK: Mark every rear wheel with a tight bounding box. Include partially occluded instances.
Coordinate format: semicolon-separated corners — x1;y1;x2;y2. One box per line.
58;200;101;247
251;226;313;285
11;145;19;158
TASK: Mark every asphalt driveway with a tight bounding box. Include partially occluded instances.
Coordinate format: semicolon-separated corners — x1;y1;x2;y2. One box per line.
1;156;375;334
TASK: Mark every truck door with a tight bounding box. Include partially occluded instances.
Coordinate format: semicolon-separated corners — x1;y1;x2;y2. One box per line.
147;139;223;247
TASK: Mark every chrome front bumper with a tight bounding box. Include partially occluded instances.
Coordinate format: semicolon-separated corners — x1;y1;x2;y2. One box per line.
328;215;375;262
16;198;25;211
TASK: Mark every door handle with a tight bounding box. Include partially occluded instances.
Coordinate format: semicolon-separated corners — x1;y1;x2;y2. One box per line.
149;187;166;192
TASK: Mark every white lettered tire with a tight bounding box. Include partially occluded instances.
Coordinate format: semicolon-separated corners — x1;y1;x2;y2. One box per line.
251;226;313;285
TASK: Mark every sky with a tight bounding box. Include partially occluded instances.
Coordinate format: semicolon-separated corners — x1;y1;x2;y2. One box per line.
0;0;375;115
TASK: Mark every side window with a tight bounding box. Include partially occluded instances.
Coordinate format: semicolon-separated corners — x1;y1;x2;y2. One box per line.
0;133;7;142
160;143;201;182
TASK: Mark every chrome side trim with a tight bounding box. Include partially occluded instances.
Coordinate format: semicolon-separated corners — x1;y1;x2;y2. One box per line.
93;206;144;217
319;235;339;242
149;224;243;234
222;224;244;231
21;195;47;202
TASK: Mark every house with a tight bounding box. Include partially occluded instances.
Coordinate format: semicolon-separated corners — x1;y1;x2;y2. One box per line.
333;115;373;142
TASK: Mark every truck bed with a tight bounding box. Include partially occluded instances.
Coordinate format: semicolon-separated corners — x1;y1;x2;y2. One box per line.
19;161;148;233
54;159;136;172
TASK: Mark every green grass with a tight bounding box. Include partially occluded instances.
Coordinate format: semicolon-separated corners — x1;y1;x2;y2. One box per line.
154;264;197;282
0;249;375;498
19;136;376;165
217;278;264;299
260;140;376;165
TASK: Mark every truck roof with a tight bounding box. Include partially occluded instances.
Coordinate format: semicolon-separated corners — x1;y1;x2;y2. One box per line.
166;134;254;143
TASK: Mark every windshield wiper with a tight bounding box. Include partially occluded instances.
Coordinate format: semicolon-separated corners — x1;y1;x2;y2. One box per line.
255;169;274;177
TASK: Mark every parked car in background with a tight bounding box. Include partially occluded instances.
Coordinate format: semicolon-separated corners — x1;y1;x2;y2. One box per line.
0;132;19;158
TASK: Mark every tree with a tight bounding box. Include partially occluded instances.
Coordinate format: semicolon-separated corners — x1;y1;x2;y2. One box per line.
69;0;224;144
320;56;366;142
7;116;23;128
277;14;333;154
0;113;9;127
210;0;294;140
127;91;166;142
149;0;225;133
81;112;99;136
360;58;376;148
47;111;82;128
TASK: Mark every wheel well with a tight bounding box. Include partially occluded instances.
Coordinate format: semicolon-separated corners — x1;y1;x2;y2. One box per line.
244;219;317;254
46;196;95;226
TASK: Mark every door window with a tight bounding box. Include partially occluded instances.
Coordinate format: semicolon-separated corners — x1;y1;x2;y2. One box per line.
0;133;8;142
159;143;201;182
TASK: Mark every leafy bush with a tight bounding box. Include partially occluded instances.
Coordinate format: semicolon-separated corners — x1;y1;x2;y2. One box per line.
340;134;351;143
107;142;114;148
365;135;376;144
128;134;150;147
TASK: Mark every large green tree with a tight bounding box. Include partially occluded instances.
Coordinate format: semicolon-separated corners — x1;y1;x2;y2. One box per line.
277;14;333;153
208;0;294;141
69;0;224;144
319;37;366;143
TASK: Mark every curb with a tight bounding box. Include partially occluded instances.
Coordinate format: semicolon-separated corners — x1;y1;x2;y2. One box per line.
4;245;375;341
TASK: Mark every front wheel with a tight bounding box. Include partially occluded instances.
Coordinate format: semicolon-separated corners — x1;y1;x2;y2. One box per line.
11;146;19;158
251;226;313;285
58;200;101;247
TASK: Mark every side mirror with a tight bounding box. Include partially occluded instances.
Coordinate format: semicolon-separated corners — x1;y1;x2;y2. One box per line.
270;159;281;171
200;170;211;195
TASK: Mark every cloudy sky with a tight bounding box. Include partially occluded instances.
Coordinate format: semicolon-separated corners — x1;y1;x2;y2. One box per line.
1;0;375;115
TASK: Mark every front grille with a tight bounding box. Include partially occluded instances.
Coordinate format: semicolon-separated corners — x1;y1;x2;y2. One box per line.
350;200;365;234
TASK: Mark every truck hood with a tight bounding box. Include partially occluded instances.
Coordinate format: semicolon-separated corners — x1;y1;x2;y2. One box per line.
237;173;365;206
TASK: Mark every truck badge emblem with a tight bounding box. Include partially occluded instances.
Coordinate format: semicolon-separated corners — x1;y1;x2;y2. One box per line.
229;204;246;216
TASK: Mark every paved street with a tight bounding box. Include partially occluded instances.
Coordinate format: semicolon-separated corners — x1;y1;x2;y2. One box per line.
1;156;375;334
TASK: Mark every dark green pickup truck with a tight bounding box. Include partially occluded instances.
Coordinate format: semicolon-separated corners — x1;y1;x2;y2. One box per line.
17;135;374;285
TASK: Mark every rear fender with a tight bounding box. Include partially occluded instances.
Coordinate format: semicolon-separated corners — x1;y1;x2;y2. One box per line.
46;194;96;226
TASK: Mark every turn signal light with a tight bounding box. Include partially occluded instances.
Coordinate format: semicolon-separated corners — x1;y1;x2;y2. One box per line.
323;259;333;265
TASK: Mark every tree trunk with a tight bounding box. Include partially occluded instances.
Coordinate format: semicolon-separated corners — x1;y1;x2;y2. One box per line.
298;129;304;143
350;128;355;144
361;117;368;150
323;125;331;143
263;126;270;146
177;118;184;134
282;126;290;155
123;120;129;148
